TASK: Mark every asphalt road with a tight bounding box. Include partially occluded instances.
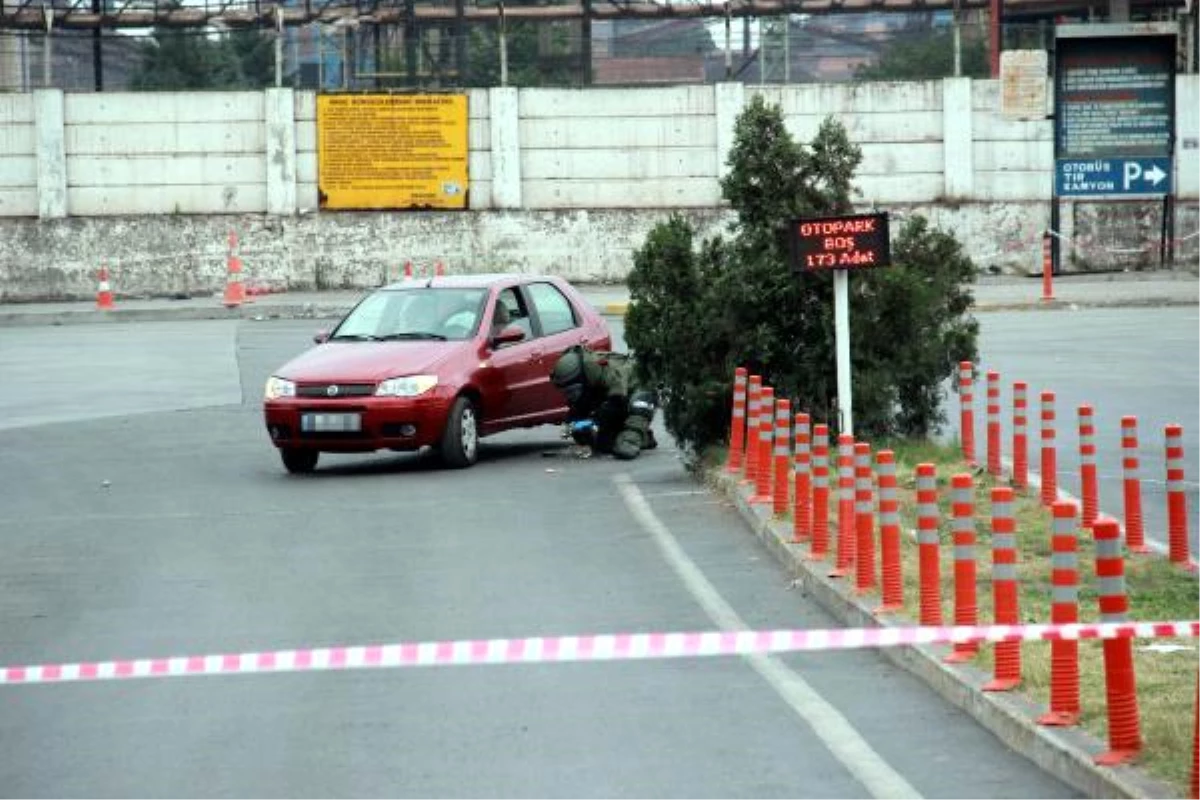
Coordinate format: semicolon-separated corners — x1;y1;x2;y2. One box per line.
970;307;1200;554
0;316;1080;798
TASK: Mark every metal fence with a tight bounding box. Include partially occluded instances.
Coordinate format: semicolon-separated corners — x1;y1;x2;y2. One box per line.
0;13;1192;92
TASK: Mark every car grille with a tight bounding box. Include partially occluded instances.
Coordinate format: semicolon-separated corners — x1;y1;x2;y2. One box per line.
296;383;375;398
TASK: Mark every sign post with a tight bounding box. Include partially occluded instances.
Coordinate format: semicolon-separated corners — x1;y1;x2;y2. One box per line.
790;212;891;437
1053;23;1177;266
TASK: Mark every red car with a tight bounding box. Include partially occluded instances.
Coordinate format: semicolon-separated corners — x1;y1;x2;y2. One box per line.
263;274;612;473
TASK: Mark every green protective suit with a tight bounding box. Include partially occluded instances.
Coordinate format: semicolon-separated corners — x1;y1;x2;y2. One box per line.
550;345;658;460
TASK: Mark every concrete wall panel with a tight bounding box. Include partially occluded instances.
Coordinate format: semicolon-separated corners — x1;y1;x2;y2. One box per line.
972;113;1052;142
524;178;721;209
0;124;35;154
0;189;37;217
64;92;264;124
297;152;317;183
855;173;944;203
858;142;942;175
0;155;36;187
65;122;266;155
766;81;943;114
295;91;316;121
0;94;33;123
67;155;267;187
296;120;316;154
68;185;267;215
783;112;943;144
1177;76;1198;199
523;148;716;180
520;86;714;118
975;172;1052;202
974;141;1053;172
521;116;716;149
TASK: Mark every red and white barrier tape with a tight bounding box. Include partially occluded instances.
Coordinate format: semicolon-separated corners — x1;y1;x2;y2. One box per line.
0;621;1195;687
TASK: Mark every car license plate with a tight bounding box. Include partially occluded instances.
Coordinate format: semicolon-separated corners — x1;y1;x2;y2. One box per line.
301;413;362;433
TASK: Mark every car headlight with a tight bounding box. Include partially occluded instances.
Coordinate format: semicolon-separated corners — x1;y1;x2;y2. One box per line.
376;375;438;397
264;376;296;400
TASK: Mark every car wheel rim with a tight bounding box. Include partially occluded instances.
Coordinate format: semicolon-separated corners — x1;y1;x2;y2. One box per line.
461;406;478;460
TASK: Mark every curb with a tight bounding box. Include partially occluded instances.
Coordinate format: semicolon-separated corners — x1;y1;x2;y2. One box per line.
0;301;634;328
707;468;1179;799
0;296;1195;328
0;303;357;328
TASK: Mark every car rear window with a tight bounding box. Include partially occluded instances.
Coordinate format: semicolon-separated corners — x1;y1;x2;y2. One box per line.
527;282;579;336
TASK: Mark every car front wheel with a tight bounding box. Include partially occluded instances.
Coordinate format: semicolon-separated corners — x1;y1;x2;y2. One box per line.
281;448;319;474
438;396;479;468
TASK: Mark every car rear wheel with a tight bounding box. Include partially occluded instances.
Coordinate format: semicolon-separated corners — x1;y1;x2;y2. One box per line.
438;396;479;468
281;448;319;474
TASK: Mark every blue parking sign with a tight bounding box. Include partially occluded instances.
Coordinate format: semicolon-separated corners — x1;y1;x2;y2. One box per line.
1055;157;1173;197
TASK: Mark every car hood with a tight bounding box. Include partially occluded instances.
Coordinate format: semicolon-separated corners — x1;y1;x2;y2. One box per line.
276;341;460;383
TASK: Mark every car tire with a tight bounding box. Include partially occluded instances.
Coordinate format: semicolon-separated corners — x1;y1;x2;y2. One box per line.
281;448;319;474
439;396;479;469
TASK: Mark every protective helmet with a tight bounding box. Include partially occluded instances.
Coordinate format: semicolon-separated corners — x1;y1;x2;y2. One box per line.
551;347;588;404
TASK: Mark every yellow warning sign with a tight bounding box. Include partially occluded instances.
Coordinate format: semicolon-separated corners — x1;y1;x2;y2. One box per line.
317;94;468;210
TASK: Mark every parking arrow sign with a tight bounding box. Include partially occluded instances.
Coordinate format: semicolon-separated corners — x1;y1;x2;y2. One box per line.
1056;157;1172;197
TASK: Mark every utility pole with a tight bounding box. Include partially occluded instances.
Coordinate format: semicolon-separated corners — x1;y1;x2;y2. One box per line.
91;0;102;90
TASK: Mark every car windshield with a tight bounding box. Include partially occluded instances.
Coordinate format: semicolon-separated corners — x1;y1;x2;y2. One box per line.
331;287;488;342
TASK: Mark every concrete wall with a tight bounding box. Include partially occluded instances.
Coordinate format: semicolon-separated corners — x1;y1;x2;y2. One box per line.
0;79;1196;300
0;93;36;217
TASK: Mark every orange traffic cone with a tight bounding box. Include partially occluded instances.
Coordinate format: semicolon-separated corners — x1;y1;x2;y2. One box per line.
403;261;413;279
223;231;246;308
96;264;115;310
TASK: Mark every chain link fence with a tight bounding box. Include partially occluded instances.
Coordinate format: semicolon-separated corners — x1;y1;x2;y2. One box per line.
0;10;1193;92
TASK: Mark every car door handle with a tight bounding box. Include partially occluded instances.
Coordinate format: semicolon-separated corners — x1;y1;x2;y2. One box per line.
530;348;543;360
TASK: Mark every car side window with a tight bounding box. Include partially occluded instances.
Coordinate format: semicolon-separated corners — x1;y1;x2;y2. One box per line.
526;282;579;337
493;288;534;344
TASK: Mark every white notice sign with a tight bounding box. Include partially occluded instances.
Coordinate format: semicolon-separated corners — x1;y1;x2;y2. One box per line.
1000;50;1048;120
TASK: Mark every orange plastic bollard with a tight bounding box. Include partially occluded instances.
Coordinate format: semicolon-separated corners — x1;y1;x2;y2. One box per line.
945;473;979;663
793;412;811;542
742;376;761;486
725;368;748;474
750;388;774;505
773;399;792;516
984;487;1021;691
1078;404;1099;528
435;260;446;277
875;450;902;613
916;463;942;626
808;425;831;562
1166;424;1198;571
95;264;115;310
987;370;1002;477
854;442;876;595
1191;678;1198;800
1092;516;1142;765
1040;391;1058;507
403;261;413;279
1041;232;1055;302
223;231;246;309
1121;416;1149;554
959;362;976;465
1012;381;1029;490
831;434;856;578
1038;500;1081;727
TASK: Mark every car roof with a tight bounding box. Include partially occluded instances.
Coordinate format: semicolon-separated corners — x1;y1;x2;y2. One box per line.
380;273;547;291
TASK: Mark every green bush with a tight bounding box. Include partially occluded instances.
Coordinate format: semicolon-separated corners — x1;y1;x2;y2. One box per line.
625;97;979;459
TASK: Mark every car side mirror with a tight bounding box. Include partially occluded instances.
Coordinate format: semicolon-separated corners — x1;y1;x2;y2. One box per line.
314;329;331;344
491;324;526;346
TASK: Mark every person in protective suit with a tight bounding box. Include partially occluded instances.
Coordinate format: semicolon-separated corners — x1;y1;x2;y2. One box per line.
549;345;658;460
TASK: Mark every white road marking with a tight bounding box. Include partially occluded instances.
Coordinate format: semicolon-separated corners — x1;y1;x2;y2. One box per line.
614;474;922;800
